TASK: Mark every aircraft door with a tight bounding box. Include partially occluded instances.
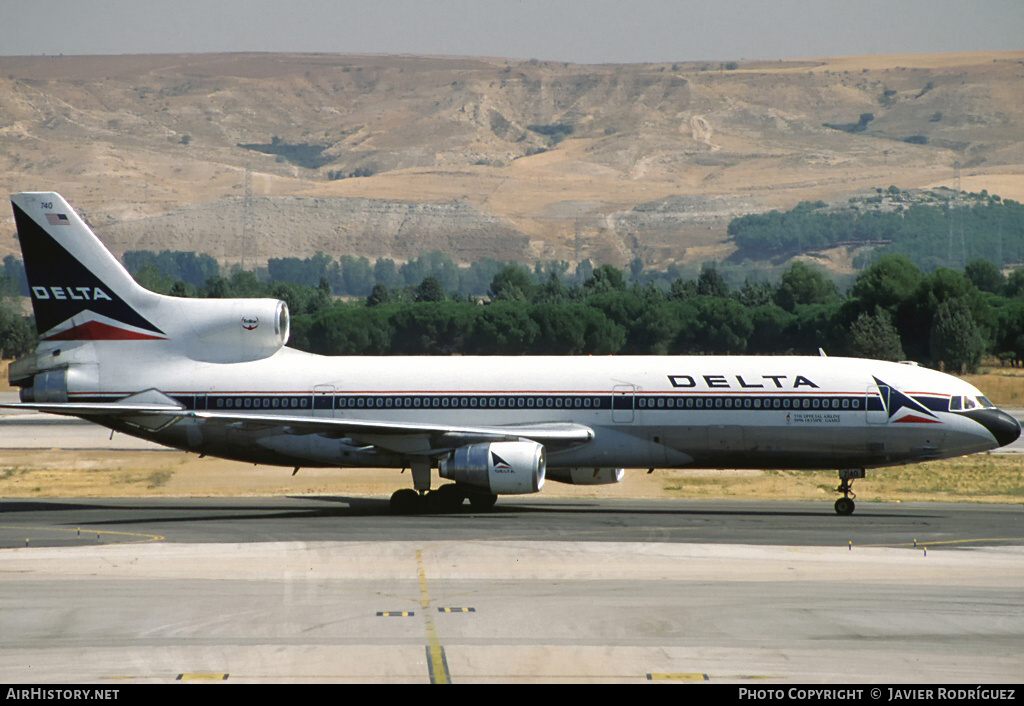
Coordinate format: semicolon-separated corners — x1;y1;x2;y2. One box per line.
866;384;889;425
612;384;635;423
313;384;335;418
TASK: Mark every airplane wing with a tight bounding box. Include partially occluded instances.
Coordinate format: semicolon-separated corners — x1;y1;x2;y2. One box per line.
1;400;595;455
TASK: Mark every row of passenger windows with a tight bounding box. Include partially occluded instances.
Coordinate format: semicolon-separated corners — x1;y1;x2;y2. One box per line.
208;395;864;411
636;396;862;410
334;395;603;410
215;397;308;409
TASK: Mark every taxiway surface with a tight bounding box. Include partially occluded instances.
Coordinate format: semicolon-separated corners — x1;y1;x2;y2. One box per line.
1;498;1022;684
3;395;1023;683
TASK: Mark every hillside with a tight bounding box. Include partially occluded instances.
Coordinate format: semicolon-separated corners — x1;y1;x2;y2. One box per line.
1;51;1023;271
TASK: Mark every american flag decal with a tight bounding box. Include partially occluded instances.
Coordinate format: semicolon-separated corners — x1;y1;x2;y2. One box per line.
45;213;70;225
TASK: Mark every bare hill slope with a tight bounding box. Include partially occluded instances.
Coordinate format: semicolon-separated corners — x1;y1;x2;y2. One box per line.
2;51;1023;269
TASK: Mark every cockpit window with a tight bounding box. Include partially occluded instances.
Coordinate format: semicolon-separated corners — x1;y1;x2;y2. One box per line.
950;395;993;411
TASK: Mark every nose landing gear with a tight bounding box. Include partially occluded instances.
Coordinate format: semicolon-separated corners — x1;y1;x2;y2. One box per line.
834;468;865;515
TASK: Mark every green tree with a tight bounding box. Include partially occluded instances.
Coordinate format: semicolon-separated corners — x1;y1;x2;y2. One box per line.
203;275;232;299
530;303;624;355
414;276;446;303
489;264;534;301
532;272;568;305
774;261;837;311
366;283;391;307
467;302;539;354
228;269;266;298
583;264;626;294
373;258;403;289
0;294;34;358
388;302;474;355
668;277;697;301
850;254;923;315
737;279;775;308
929;297;985;373
847;307;906;361
1006;267;1024;298
746;304;795;354
964;258;1005;295
134;263;174;294
696;264;729;297
305;303;393;355
339;255;374;296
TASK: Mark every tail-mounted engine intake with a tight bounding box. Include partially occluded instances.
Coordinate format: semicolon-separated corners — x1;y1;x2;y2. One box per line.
183;299;290;363
546;467;624;485
439;440;546;495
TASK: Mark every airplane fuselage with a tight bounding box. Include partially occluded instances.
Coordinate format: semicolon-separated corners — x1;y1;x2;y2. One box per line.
64;345;1003;471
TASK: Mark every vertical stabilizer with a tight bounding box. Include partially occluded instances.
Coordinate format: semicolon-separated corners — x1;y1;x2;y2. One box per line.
10;192;166;341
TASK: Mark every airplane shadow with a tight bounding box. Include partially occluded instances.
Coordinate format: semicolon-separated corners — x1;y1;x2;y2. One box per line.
0;496;938;527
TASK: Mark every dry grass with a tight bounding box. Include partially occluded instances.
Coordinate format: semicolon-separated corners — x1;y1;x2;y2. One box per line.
0;448;1020;505
963;367;1024;407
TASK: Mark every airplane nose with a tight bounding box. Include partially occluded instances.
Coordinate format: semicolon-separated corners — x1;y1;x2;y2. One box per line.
962;408;1022;448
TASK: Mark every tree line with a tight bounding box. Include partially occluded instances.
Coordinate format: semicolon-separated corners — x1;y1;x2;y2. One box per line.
728;189;1024;272
4;253;1009;373
2;242;1023;375
289;257;1024;372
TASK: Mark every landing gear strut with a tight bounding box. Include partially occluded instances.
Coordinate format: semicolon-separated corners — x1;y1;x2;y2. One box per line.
834;469;865;515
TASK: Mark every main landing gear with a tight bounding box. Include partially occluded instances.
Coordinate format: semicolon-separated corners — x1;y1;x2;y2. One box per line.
834;468;865;515
389;458;497;514
389;485;497;514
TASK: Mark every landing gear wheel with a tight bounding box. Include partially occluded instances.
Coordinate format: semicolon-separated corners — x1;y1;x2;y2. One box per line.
834;469;864;516
434;483;467;513
467;491;498;512
390;488;422;515
834;497;855;516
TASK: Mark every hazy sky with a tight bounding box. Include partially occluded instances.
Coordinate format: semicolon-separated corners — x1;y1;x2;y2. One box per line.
1;0;1021;64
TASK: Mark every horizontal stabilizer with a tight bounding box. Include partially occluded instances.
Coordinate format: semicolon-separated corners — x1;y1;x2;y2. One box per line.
0;388;184;417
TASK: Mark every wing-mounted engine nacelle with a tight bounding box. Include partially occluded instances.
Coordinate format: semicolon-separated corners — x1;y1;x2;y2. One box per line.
439;440;546;495
182;299;290;363
546;467;624;486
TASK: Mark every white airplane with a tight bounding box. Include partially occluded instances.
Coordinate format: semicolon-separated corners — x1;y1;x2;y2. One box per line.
5;192;1020;515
